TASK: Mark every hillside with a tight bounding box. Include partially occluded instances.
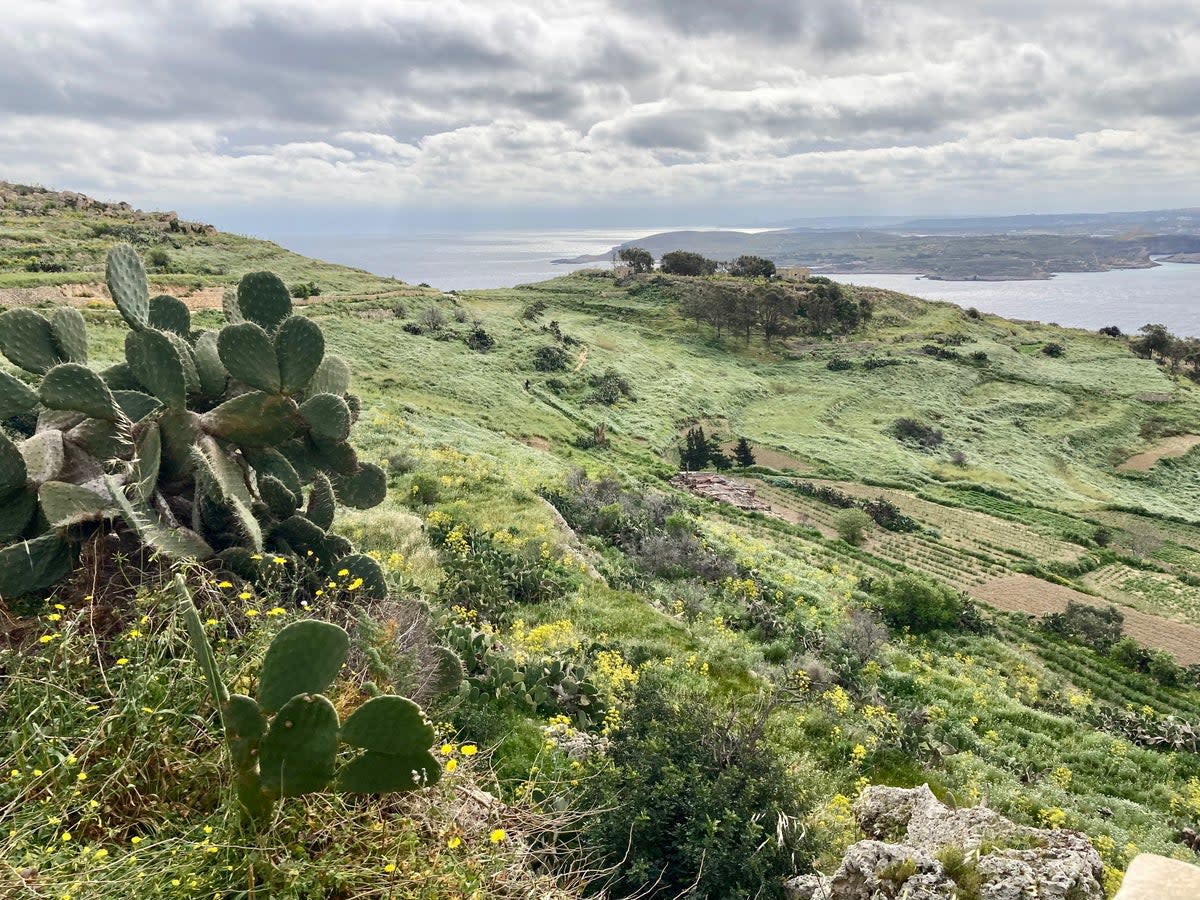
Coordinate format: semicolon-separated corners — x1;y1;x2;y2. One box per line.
560;223;1200;280
3;188;1200;898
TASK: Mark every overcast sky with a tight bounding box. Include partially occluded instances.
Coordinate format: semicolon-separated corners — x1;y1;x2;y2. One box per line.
2;0;1197;233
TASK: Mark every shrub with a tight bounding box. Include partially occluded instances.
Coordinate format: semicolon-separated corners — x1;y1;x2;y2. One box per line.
579;669;812;899
834;508;872;545
407;473;441;506
970;350;989;362
532;345;568;372
464;325;494;352
1042;601;1123;651
1099;325;1123;337
864;357;901;370
419;306;447;331
875;575;965;633
146;248;171;271
827;357;853;371
402;322;424;335
964;307;981;319
588;368;634;405
1041;342;1065;357
521;299;548;321
290;281;320;298
892;418;944;450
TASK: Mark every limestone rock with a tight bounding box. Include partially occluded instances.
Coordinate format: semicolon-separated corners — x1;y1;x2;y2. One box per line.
792;785;1105;900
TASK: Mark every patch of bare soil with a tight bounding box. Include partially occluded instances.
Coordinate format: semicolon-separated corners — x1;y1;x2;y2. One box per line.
718;442;810;473
1117;435;1200;472
972;574;1200;664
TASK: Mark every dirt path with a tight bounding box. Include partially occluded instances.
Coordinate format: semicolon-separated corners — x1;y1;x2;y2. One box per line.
1117;435;1200;472
972;574;1200;664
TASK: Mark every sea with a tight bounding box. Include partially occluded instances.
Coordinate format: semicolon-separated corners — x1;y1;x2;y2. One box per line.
273;230;1200;337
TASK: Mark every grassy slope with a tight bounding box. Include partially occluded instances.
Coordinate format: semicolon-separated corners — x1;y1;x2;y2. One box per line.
5;194;1200;896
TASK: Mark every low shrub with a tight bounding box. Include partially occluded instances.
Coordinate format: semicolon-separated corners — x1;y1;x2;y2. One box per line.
874;575;966;633
533;345;568;371
578;669;813;899
892;418;944;450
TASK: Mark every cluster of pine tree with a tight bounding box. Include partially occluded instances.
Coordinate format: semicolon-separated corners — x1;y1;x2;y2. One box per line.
680;427;756;470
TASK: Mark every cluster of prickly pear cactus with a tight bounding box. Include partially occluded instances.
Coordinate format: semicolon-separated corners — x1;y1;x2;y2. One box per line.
177;577;440;820
0;244;388;600
447;621;604;729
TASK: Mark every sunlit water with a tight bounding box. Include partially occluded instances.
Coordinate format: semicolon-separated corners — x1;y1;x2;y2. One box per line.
273;230;1200;337
829;262;1200;337
276;227;767;292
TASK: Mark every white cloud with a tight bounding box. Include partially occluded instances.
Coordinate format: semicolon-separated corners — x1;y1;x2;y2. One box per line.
0;0;1196;224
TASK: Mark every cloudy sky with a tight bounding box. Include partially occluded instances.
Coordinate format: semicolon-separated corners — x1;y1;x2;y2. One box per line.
2;0;1197;232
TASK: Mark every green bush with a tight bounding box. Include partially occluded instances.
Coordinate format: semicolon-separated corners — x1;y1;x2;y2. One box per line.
833;508;872;545
533;345;568;371
579;669;812;898
407;473;441;506
875;575;965;633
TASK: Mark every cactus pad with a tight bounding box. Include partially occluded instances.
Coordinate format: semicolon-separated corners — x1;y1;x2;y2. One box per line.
217;323;281;393
148;294;192;336
65;417;131;461
259;475;299;517
245;448;303;497
259;694;339;798
113;390;162;423
0;534;75;598
339;695;435;753
0;431;28;497
222;287;244;324
337;747;441;793
39;363;122;422
201;392;299;447
0;309;65;374
0;488;37;542
0;370;38;421
193;330;228;399
237;272;292;334
125;329;187;408
49;308;89;364
299;393;351;443
274;316;325;393
308;354;351;396
271;515;328;560
305;472;336;530
38;480;115;528
334;462;387;510
332;552;387;599
19;430;65;484
131;422;161;504
257;619;349;713
106;243;150;330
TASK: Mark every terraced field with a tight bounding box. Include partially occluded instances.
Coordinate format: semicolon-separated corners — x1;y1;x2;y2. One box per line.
973;575;1200;665
1083;563;1200;626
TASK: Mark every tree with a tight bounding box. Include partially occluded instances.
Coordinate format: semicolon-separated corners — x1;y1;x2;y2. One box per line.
833;508;872;545
1131;324;1172;360
756;286;795;345
681;426;711;470
729;255;777;279
661;250;718;276
618;247;654;274
733;437;756;467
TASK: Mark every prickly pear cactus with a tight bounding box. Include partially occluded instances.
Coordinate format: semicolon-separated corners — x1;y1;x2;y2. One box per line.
0;244;388;600
176;577;441;821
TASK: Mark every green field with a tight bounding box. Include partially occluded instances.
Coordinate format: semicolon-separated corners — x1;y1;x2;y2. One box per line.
3;188;1200;898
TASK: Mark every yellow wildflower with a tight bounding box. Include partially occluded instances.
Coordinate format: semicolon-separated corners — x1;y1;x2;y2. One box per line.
490;829;506;843
461;744;478;756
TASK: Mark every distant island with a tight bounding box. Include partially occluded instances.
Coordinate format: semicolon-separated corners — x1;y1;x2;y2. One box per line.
558;208;1200;280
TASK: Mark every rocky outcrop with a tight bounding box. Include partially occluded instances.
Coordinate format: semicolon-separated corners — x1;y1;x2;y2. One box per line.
786;784;1104;900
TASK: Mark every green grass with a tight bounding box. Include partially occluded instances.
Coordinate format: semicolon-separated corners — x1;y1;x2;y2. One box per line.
5;196;1200;896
